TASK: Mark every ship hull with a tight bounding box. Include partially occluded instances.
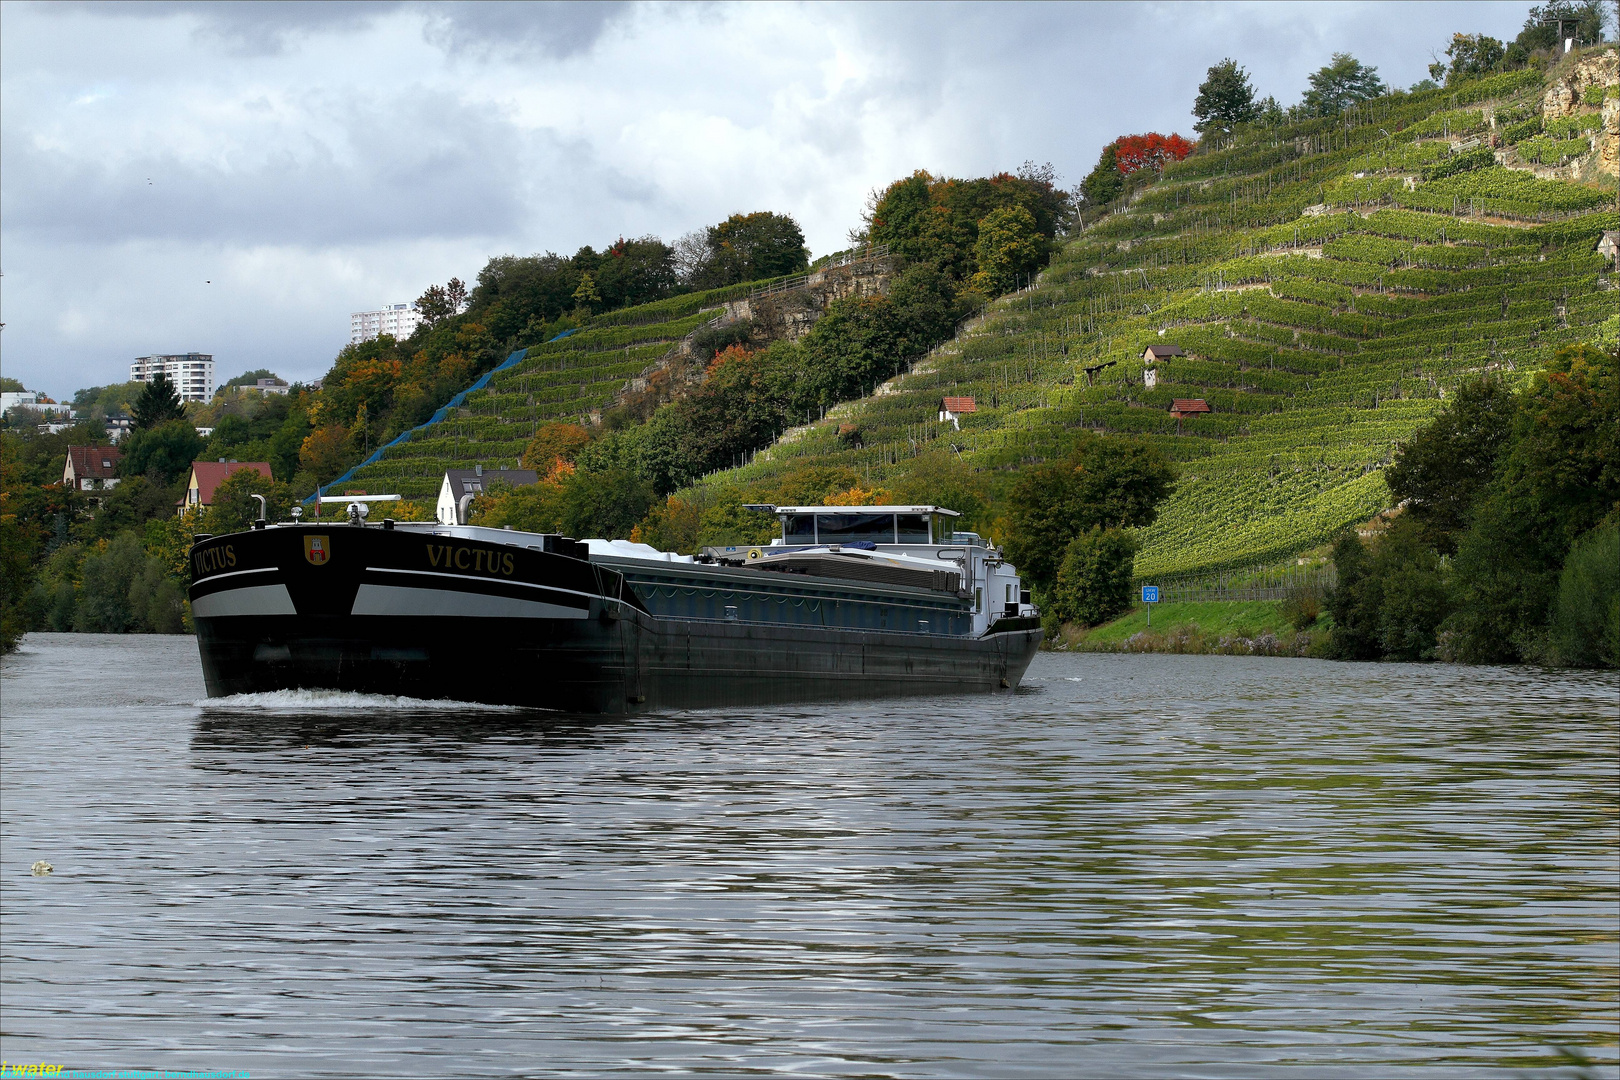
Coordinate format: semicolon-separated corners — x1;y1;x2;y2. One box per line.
190;524;1041;714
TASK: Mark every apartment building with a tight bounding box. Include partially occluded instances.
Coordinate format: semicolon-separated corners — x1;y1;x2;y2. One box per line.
350;303;421;344
131;353;215;404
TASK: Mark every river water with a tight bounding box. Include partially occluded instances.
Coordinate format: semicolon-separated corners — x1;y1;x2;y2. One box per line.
1;633;1615;1078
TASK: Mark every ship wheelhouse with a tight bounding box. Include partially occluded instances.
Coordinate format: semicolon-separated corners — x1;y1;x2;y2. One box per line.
694;504;1038;636
774;507;957;547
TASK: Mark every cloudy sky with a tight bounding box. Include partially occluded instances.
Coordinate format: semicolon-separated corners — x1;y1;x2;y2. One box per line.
2;0;1529;399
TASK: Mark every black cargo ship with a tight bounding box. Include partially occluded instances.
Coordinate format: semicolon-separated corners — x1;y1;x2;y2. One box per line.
189;501;1041;713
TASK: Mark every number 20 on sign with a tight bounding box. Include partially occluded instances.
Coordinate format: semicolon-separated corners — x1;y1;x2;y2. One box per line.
1141;585;1160;626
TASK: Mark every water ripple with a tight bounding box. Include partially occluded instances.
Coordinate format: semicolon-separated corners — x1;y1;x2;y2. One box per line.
2;633;1616;1078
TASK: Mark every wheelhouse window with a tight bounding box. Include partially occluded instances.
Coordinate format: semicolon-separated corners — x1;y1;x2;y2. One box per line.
783;514;816;544
816;513;895;545
896;514;930;543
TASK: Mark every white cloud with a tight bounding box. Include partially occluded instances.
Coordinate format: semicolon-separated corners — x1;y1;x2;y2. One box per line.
1;0;1530;397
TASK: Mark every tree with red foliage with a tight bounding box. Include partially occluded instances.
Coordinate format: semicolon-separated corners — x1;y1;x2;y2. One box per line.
1112;133;1195;175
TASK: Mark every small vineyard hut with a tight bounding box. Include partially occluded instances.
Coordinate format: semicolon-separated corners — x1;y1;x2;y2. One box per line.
1142;344;1184;390
939;396;977;430
1169;397;1210;434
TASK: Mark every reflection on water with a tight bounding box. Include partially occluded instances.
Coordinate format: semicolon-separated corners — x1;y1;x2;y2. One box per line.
3;633;1617;1078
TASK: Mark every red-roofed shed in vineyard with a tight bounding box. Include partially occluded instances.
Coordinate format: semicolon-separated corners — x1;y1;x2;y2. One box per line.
939;396;977;430
1169;398;1210;434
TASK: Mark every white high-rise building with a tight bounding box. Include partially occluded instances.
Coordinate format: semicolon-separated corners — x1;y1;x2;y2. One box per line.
350;303;421;345
130;353;215;404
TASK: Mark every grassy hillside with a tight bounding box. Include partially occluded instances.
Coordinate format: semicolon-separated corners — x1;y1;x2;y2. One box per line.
686;63;1618;579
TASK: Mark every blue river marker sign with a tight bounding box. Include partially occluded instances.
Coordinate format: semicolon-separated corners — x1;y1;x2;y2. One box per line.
1142;585;1160;627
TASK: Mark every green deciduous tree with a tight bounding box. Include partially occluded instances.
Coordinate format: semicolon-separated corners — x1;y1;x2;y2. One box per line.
1443;34;1506;83
40;530;186;636
1193;58;1261;136
1543;513;1619;667
0;444;36;650
74;533;151;633
1005;432;1177;597
1384;376;1516;553
1326;517;1452;663
570;271;602;313
202;468;293;534
1515;1;1609;55
265;397;311;483
475;466;654;540
414;277;468;330
1368;519;1452;661
1336;344;1617;666
798;265;963;421
118;419;203;486
590;236;678;308
1325;529;1379;661
864;168;1071;283
861;171;933;260
1078;144;1125;210
1051;526;1139;627
72;381;143;418
971;205;1044;295
87;476;183;539
688;212;810;288
1546;517;1619;668
222;369;278;389
1300;53;1387;116
1446;346;1619;662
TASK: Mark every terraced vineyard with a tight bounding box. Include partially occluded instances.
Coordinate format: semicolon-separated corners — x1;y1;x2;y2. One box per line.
692;62;1618;578
333;284;763;499
330;57;1615;579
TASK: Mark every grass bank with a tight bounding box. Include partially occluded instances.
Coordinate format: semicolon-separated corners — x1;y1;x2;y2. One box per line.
1049;599;1332;657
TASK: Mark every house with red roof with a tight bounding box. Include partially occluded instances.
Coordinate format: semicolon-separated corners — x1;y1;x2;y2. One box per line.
938;396;977;430
63;446;123;491
180;459;274;512
1169;398;1210;435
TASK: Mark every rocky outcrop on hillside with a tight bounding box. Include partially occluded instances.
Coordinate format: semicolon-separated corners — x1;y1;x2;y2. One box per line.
1541;48;1619;180
1541;49;1617;118
720;252;895;342
605;251;897;418
1603;94;1619;178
